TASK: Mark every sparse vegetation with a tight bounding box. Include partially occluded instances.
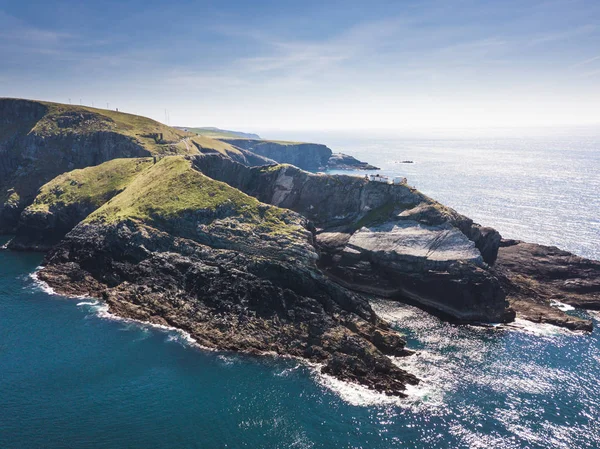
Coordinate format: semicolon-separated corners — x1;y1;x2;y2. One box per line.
29;158;154;212
26;100;193;155
352;202;396;230
179;127;260;139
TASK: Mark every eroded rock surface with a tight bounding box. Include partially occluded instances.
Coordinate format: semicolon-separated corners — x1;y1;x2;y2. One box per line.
40;220;418;396
37;157;419;396
495;240;600;331
193;155;512;323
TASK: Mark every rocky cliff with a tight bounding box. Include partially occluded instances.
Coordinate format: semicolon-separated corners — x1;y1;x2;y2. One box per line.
38;156;419;396
193;155;511;323
0;99;198;232
220;138;378;171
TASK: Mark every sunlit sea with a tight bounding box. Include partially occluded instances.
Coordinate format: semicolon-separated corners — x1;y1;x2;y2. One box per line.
1;128;599;448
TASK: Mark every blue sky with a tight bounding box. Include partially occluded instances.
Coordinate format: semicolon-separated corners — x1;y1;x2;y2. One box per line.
1;0;599;131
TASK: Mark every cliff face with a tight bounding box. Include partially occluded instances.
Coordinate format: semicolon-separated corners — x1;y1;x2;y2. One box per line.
192;155;511;323
221;139;333;171
220;138;379;171
38;156;418;396
8;158;154;251
191;155;500;261
0;99;196;232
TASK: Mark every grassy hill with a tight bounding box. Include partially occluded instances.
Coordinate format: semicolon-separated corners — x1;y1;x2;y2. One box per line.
0;99;195;155
11;156;308;251
29;158;154;213
88;156;303;239
0;98;253;231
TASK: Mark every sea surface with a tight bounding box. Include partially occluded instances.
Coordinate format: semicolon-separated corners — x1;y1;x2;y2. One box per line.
1;128;600;448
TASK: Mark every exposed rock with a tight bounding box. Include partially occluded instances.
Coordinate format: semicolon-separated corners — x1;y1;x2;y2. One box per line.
509;299;592;332
494;239;599;331
322;221;511;323
39;217;418;396
221;139;333;171
496;239;600;309
220;139;379;172
193;155;512;323
326;153;379;170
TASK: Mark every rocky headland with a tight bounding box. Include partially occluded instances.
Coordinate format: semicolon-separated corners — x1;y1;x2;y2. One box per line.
2;98;599;396
220;138;379;171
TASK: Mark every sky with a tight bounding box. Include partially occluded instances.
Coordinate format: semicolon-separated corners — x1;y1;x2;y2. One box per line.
1;0;600;131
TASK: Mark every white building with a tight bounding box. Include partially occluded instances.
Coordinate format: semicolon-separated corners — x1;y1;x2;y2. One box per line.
368;174;407;185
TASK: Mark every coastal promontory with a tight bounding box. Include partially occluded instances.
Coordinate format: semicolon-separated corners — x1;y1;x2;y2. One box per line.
2;98;599;396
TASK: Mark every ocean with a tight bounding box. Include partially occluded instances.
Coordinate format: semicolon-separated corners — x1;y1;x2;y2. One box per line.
1;128;599;448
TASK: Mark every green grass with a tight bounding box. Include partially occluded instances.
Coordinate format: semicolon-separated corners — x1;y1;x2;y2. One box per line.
24;100;194;156
29;158;154;212
87;156;306;238
190;135;244;157
259;164;290;174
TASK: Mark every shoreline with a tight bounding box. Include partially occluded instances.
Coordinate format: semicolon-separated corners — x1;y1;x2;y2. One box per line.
29;266;420;407
28;264;594;411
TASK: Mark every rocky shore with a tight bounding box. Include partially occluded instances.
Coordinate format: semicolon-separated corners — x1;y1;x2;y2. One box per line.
3;98;600;397
494;239;599;331
36;157;420;395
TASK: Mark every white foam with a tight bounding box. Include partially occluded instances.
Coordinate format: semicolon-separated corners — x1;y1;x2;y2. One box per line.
28;265;206;350
550;300;576;312
29;268;57;295
504;318;577;336
314;369;407;408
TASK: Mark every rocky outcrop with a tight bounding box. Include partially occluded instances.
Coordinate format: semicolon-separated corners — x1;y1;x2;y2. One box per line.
326;152;379;170
220;139;379;172
39;214;418;396
192;155;512;323
494;239;600;331
192;155;502;263
221;139;333;171
8;202;98;251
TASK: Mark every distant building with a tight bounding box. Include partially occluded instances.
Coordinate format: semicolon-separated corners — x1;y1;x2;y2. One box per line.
368;174;407;185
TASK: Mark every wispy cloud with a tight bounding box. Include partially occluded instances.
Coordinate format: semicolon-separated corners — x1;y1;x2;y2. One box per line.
527;23;598;46
571;55;600;68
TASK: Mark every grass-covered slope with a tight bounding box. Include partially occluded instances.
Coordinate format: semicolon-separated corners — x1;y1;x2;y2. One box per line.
1;99;195;155
29;158;154;213
87;157;309;246
11;156;312;258
8;158;154;250
0;98;201;231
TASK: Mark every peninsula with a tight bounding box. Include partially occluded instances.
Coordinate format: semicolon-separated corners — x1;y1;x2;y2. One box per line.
2;98;599;396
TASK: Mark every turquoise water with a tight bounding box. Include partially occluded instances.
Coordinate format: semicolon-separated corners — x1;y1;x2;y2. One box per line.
2;130;600;448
